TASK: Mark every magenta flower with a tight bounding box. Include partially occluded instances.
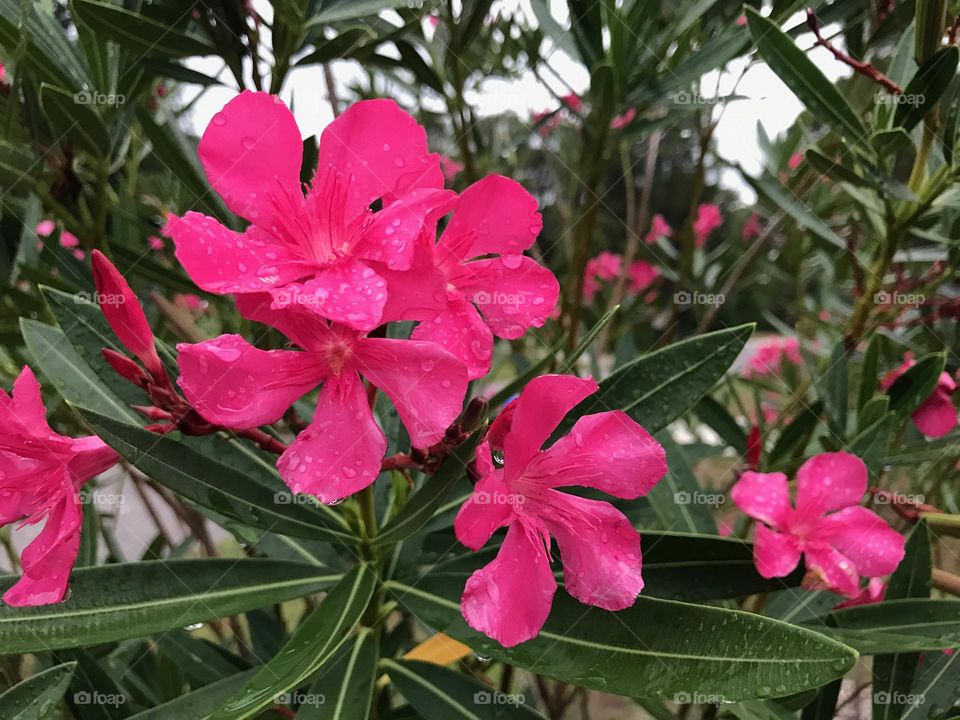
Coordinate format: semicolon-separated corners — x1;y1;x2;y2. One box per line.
454;374;667;647
561;92;583;113
731;452;905;597
165;91;454;332
177;298;467;503
0;367;118;606
744;336;802;377
788;152;804;170
881;353;957;438
582;251;622;301
741;212;763;241
610;108;637;129
438;155;464;182
645;214;672;244
384;175;558;380
627;260;659;294
693;203;723;247
834;577;886;609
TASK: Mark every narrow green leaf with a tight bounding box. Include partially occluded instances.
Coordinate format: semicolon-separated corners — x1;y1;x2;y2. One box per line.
858;335;884;411
824;344;850;438
886;353;946;417
805;149;872;188
746;8;867;149
768;400;823;468
895;47;959;132
210;564;377;720
695;395;747;453
0;662;76;720
387;580;857;700
72;1;216;57
296;629;378;720
647;436;718;534
127;670;257;719
809;599;960;652
902;649;960;719
39;83;111;157
556;304;619;374
0;560;337;654
306;0;413;25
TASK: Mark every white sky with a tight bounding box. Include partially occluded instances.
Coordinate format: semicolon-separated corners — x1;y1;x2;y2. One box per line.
184;1;851;202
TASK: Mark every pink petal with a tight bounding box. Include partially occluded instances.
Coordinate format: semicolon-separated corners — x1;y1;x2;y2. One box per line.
376;253;448;324
912;389;957;438
730;471;792;529
177;335;323;429
35;220;55;237
753;523;802;578
410;298;493;381
542;491;644;610
449;255;559;339
795;452;867;517
198;91;303;223
502;374;597;478
486;399;516;451
355;337;467;447
10;366;55;436
277;375;386;504
816;506;906;577
271;259;387;331
437;175;542;263
354;189;456;270
167;212;308;295
3;486;82;606
528;411;666;499
803;545;861;597
317;99;441;220
460;519;556;647
454;445;514;550
67;436;119;484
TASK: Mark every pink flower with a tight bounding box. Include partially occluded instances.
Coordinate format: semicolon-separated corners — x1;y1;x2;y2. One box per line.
0;367;118;606
174;293;206;314
627;260;659;294
439;155;464;182
582;252;622;301
744;336;802;377
731;452;905;597
177;298;467;503
91;251;165;380
645;214;672;244
741;212;762;241
148;235;165;251
834;577;886;609
561;92;582;113
454;374;667;646
881;354;957;438
692;203;722;247
788;152;804;170
59;231;80;249
610;108;636;129
385;175;558;380
736;13;747;25
531;109;561;137
165;91;453;332
35;220;56;237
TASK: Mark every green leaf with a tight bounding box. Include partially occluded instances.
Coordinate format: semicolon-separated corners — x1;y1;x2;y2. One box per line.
647;436;718;534
559;324;754;435
809;600;960;653
383;659;546;719
802;680;842;720
306;0;414;26
210;564;377;720
374;433;481;548
0;560;337;654
556;304;620;374
746;7;867;150
20;318;138;420
127;670;257;719
903;649;960;719
39;83;111;157
886;353;946;417
0;140;39;193
824;344;850;438
895;46;960;132
386;580;857;699
695;395;747;453
768;400;823;469
804;149;872;188
871;128;914;154
80;410;353;543
0;662;77;720
848;413;894;477
296;629;379;719
72;1;216;58
858;334;884;411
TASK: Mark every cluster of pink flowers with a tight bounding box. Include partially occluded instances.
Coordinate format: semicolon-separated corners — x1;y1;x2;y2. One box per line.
530;94;637;136
645;214;672;244
582;251;660;302
692;203;723;248
881;352;957;438
35;220;84;261
743;336;802;377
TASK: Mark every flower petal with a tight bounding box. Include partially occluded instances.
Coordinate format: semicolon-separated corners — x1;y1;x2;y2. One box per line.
356;337;467;447
3;485;82;606
730;471;792;529
177;335;323;429
167;212;308;295
318;99;441;220
271;259;387;331
449;255;559;339
410;298;493;381
198;91;303;224
753;523;802;578
355;189;456;271
277;375;386;504
502;374;598;479
437;175;542;263
542;491;644;610
461;519;556;647
454;445;514;550
795;452;867;517
528;411;666;498
803;545;861;597
912;389;957;438
10;366;55;437
817;506;906;577
376;252;448;324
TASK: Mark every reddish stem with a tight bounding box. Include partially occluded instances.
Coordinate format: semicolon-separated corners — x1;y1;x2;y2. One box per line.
806;9;904;94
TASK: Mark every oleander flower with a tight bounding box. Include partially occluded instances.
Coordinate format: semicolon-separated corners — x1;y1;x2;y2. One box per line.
731;452;905;597
165;91;454;332
176;298;467;503
455;374;667;646
645;214;673;244
0;367;118;606
881;353;957;438
744;336;802;378
692;203;723;247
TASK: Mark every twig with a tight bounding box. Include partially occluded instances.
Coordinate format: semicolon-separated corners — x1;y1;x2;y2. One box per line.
807;9;904;94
